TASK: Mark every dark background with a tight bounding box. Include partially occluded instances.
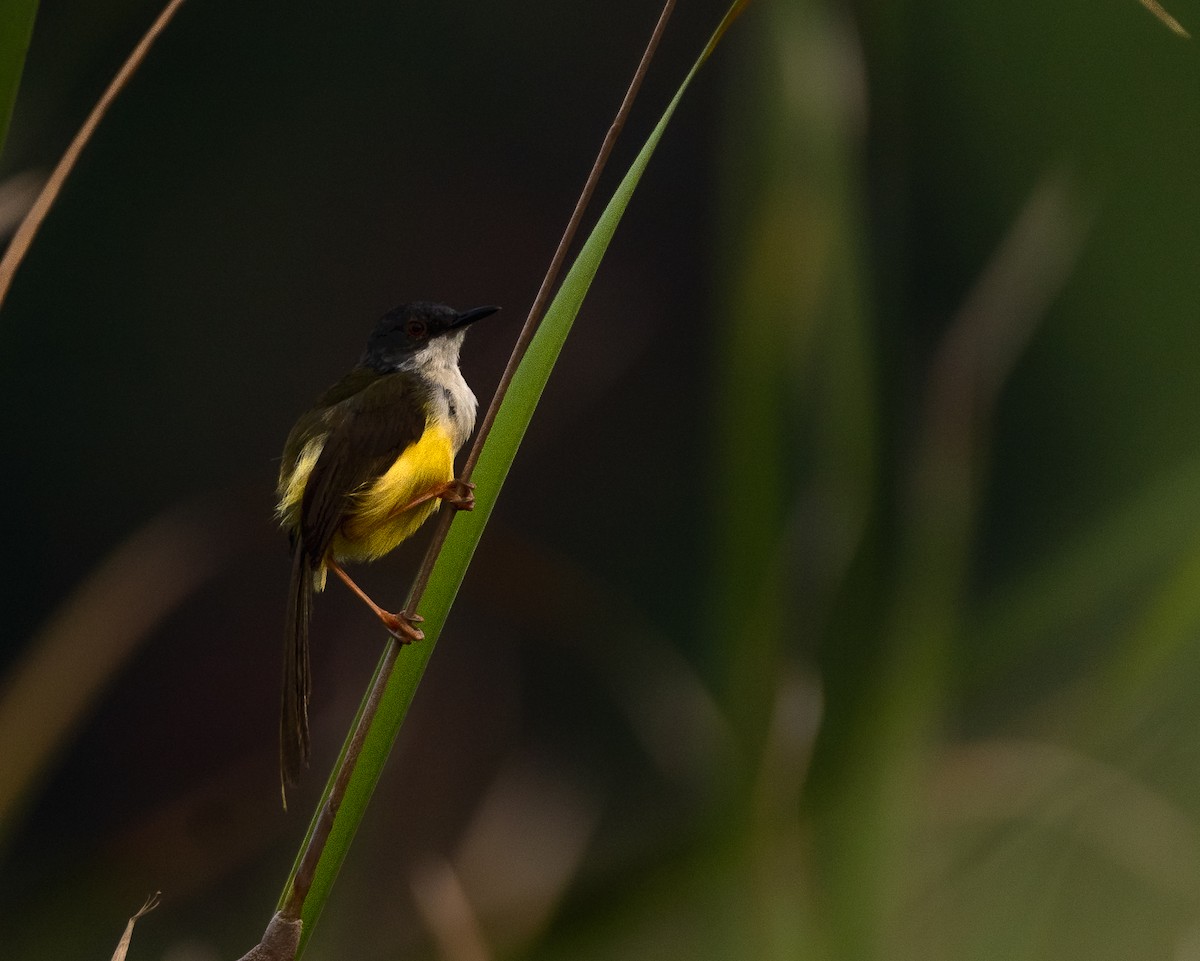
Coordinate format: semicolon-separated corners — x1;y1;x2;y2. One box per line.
3;1;1200;959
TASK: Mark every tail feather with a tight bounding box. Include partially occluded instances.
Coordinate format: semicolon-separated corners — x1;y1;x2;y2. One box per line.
280;544;313;799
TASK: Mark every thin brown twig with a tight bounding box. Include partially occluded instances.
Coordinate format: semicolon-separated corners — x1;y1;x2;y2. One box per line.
464;0;678;478
284;657;391;909
408;0;679;606
1137;0;1190;37
0;0;190;309
277;0;677;924
109;892;162;961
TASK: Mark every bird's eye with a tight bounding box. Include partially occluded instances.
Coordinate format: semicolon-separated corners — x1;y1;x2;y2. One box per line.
406;320;427;339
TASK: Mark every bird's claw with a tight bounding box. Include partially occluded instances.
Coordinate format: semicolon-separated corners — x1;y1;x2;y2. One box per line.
382;610;425;643
440;479;476;511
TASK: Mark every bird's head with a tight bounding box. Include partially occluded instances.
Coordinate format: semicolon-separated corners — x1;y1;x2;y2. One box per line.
361;302;499;372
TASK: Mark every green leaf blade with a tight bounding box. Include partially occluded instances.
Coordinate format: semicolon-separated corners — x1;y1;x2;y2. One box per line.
288;3;751;950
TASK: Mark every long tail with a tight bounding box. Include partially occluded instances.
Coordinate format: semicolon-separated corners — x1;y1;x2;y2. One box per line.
280;544;313;800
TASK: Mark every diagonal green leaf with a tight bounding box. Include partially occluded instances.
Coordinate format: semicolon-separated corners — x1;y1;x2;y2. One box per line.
0;0;38;158
280;2;751;951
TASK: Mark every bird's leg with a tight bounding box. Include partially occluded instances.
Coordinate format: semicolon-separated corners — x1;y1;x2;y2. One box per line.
389;479;477;517
328;560;424;642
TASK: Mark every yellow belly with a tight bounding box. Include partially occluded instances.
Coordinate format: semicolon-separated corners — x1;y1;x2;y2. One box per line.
331;424;455;562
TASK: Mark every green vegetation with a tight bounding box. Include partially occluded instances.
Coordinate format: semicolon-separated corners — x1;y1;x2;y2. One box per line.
2;1;1199;960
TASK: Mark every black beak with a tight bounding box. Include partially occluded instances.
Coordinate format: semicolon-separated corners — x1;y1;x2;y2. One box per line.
452;305;500;329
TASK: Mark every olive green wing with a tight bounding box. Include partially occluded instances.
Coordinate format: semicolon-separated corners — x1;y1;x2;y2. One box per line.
278;366;382;494
298;369;430;564
280;367;426;789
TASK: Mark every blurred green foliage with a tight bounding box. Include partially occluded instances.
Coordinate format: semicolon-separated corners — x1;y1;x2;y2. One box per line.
3;1;1200;960
0;0;37;156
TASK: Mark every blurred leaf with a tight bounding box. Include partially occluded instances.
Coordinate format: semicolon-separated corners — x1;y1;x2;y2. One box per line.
1102;526;1200;708
0;0;188;307
1136;0;1190;37
0;507;227;847
806;164;1087;958
711;0;877;762
969;458;1200;688
0;0;37;158
712;4;878;955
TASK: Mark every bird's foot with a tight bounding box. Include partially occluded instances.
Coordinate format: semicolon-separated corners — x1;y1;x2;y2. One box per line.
438;479;476;511
381;609;425;643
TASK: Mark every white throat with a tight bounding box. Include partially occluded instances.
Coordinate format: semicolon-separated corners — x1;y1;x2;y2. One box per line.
400;331;478;450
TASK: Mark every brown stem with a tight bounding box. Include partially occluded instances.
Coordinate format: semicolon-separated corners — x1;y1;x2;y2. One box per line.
278;0;676;925
283;660;392;916
406;0;677;607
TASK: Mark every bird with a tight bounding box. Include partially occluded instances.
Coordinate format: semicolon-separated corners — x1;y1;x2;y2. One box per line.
274;301;499;789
